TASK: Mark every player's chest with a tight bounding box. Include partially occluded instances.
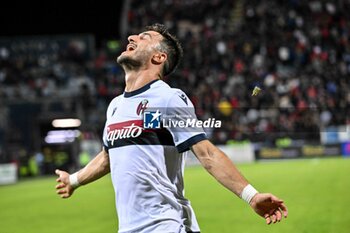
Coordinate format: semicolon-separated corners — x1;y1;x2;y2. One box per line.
107;97;164;123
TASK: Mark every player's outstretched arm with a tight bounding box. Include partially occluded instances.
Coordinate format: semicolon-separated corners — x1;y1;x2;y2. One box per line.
191;139;288;224
55;149;110;198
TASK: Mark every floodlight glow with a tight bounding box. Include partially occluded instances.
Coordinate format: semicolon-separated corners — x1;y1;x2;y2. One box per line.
52;118;81;128
44;130;81;144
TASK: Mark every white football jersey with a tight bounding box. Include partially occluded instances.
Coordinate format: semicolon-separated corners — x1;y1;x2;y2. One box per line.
103;80;206;233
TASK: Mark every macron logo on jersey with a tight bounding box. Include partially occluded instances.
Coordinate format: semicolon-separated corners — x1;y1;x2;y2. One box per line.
178;94;188;105
143;110;161;129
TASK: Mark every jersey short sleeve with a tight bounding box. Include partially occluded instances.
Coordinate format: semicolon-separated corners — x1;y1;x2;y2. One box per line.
102;95;121;153
102;122;109;152
165;90;207;153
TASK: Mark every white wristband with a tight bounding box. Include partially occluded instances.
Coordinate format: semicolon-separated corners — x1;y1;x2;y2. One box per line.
69;172;80;189
241;184;258;204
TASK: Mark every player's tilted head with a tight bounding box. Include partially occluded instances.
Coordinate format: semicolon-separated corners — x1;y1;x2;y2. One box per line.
145;23;183;76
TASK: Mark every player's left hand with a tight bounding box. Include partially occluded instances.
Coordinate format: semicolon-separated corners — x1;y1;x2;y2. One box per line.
250;193;288;224
55;169;75;198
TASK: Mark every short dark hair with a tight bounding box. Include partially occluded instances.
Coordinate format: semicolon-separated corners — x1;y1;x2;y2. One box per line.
145;23;183;76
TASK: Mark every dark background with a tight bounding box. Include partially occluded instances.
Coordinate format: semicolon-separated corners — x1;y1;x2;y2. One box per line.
0;0;123;46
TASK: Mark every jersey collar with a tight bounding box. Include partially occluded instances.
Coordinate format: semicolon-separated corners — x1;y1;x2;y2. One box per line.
124;79;160;98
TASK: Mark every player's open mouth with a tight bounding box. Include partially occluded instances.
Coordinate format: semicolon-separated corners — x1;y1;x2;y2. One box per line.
126;44;136;51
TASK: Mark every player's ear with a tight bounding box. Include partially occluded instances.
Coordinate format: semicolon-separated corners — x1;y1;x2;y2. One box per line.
151;52;167;65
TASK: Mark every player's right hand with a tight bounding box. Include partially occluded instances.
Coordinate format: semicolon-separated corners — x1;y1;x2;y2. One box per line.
55;169;75;198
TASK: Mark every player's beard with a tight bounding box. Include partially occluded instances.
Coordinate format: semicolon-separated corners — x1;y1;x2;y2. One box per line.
117;50;150;71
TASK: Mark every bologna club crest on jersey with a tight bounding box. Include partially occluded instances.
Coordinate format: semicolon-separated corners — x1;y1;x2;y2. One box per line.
136;99;148;115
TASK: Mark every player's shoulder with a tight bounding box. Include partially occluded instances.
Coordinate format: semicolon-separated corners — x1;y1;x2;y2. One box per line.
164;87;192;108
106;94;123;115
155;80;187;97
109;94;123;105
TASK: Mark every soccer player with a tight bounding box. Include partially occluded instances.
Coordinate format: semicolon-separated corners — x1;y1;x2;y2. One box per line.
55;23;288;233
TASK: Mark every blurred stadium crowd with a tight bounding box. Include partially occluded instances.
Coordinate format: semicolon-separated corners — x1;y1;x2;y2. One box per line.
1;0;350;164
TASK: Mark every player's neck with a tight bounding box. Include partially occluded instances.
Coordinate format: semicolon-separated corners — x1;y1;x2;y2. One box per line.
124;69;161;92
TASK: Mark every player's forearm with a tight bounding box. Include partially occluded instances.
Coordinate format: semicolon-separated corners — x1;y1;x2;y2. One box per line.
77;149;110;185
192;140;249;197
